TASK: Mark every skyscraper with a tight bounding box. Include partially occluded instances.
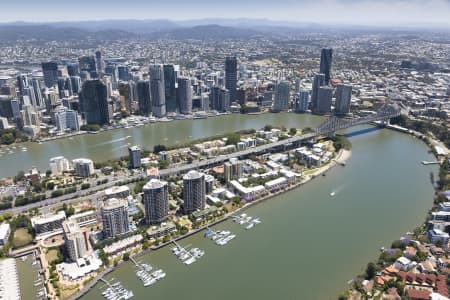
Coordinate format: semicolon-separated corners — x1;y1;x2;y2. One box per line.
335;84;352;115
128;145;141;169
79;79;110;125
95;50;104;75
101;198;129;239
210;87;230;112
117;65;129;81
149;64;166;117
316;86;333;114
66;63;79;77
311;73;326;114
62;219;88;262
137;80;151;116
273;80;291;111
42;62;58;88
30;79;43;109
225;56;238;103
224;158;242;182
294;91;309;113
55;106;80;132
183;170;206;214
163;64;177;113
319;48;333;85
79;56;97;76
177;77;192;115
143;179;169;225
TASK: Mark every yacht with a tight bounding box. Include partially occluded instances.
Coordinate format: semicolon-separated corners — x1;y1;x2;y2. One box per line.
245;223;255;230
330;192;336;197
183;256;196;265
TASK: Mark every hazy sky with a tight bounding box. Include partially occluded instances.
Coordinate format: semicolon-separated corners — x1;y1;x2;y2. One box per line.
2;0;450;26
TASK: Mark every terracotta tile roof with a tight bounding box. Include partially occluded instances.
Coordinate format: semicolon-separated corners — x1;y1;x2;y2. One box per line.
405;288;431;299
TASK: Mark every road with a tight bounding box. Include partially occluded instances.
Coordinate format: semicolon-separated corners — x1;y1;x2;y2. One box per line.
2;107;399;215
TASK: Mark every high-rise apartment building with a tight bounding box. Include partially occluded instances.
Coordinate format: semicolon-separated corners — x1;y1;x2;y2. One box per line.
335;84;352;115
143;179;169;224
225;56;238;103
294;91;310;113
63;219;88;262
183;170;206;214
42;62;58;88
316;87;333;114
149;64;166;117
101;198;129;239
128;145;141;169
273;80;291;111
319;48;333;85
210;87;230;112
163;64;177;113
177;77;192;115
79;79;110;125
137;80;151;115
311;73;326;114
224;158;242;182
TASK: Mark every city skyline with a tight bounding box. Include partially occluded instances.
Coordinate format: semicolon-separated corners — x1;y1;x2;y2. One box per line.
1;0;450;27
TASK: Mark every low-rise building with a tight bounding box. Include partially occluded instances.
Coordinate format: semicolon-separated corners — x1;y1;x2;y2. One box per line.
0;223;10;246
428;229;450;244
264;177;288;192
104;185;130;199
146;222;177;239
229;180;265;201
31;211;66;236
103;234;142;255
72;158;94;178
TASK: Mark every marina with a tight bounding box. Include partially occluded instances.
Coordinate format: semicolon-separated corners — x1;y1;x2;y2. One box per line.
99;278;133;300
204;228;237;246
171;241;205;265
130;257;166;287
232;213;262;230
78;126;439;300
16;252;47;300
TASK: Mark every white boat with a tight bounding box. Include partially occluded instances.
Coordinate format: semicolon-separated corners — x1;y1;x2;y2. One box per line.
330;192;336;197
183;256;196;265
245;223;255;230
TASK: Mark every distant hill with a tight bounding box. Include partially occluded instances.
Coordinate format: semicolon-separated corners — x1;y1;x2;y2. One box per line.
48;19;180;34
147;24;261;40
0;25;136;41
0;23;262;41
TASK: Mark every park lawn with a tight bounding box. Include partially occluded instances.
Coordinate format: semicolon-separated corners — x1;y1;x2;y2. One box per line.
12;228;33;248
46;249;59;264
60;284;79;300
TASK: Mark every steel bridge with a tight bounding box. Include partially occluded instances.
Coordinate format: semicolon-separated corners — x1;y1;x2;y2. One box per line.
315;104;400;136
158;104;400;177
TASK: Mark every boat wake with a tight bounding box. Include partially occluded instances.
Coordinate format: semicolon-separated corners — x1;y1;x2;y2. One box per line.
93;136;131;147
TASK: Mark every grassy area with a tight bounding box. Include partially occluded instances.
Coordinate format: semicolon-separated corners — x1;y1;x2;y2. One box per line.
60;284;79;300
46;249;59;264
12;228;33;248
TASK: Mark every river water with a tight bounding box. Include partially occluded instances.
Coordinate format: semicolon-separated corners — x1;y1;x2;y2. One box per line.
70;116;438;300
0;113;322;179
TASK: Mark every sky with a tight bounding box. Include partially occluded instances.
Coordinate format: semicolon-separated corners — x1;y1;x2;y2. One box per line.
1;0;450;27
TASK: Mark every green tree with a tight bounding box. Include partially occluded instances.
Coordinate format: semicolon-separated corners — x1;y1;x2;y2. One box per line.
158;160;169;169
289;128;297;136
263;124;273;131
225;133;241;145
365;262;376;279
14;170;25;183
153;144;167;154
1;133;15;145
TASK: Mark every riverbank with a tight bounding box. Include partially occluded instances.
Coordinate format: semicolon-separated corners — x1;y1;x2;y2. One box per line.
340;124;448;299
70;149;351;300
